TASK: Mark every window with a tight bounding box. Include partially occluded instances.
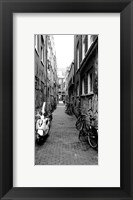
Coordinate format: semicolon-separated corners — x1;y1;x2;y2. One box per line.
88;35;92;50
77;42;79;70
91;35;97;43
35;35;39;53
81;69;93;95
88;35;97;50
41;46;44;63
77;84;79;96
88;70;93;93
81;78;85;95
59;79;62;84
84;74;88;94
82;35;87;60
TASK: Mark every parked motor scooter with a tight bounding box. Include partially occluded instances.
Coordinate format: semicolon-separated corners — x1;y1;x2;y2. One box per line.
35;102;52;145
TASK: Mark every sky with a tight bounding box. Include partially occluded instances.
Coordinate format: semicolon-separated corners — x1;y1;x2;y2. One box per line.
53;35;74;70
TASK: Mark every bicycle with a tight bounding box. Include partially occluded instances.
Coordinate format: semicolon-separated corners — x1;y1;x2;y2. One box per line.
75;109;98;149
75;108;92;130
65;102;73;115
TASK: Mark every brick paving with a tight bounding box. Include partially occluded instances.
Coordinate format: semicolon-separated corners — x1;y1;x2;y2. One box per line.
35;102;98;165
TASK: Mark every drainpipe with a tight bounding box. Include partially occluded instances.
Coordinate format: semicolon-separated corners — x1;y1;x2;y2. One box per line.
45;35;48;113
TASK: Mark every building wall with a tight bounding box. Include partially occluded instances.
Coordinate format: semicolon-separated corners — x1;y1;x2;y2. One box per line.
80;36;98;128
35;35;46;110
35;35;58;113
57;68;66;101
67;62;74;104
67;35;98;128
80;49;98;128
64;67;70;102
46;35;58;111
74;35;82;95
58;77;65;101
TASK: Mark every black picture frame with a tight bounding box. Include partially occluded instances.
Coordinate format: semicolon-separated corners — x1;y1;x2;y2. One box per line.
0;0;133;199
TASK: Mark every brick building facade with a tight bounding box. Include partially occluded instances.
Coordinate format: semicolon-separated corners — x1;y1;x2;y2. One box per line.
47;35;58;111
35;35;58;113
57;69;66;101
65;62;75;104
35;35;47;109
66;35;98;128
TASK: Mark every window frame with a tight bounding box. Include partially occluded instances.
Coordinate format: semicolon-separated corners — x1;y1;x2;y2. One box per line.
76;42;80;70
35;35;39;55
87;67;93;94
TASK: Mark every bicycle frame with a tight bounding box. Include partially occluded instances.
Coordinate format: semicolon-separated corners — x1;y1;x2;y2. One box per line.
77;110;98;149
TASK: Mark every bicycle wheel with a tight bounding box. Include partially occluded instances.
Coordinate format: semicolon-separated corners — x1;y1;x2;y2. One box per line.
88;128;98;149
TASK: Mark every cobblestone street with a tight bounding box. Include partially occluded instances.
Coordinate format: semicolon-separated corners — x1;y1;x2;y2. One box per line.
35;102;98;165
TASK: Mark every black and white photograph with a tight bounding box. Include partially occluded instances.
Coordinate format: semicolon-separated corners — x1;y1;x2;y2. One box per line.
35;35;98;165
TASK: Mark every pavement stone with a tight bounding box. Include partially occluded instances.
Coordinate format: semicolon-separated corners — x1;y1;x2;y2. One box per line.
35;103;98;165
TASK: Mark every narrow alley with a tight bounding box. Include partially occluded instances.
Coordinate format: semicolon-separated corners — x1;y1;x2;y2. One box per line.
35;102;98;165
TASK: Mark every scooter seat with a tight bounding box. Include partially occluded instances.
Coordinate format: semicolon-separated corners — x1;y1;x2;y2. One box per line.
37;129;44;136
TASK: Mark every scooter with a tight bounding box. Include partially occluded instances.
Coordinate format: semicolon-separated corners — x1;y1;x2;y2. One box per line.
35;102;52;145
